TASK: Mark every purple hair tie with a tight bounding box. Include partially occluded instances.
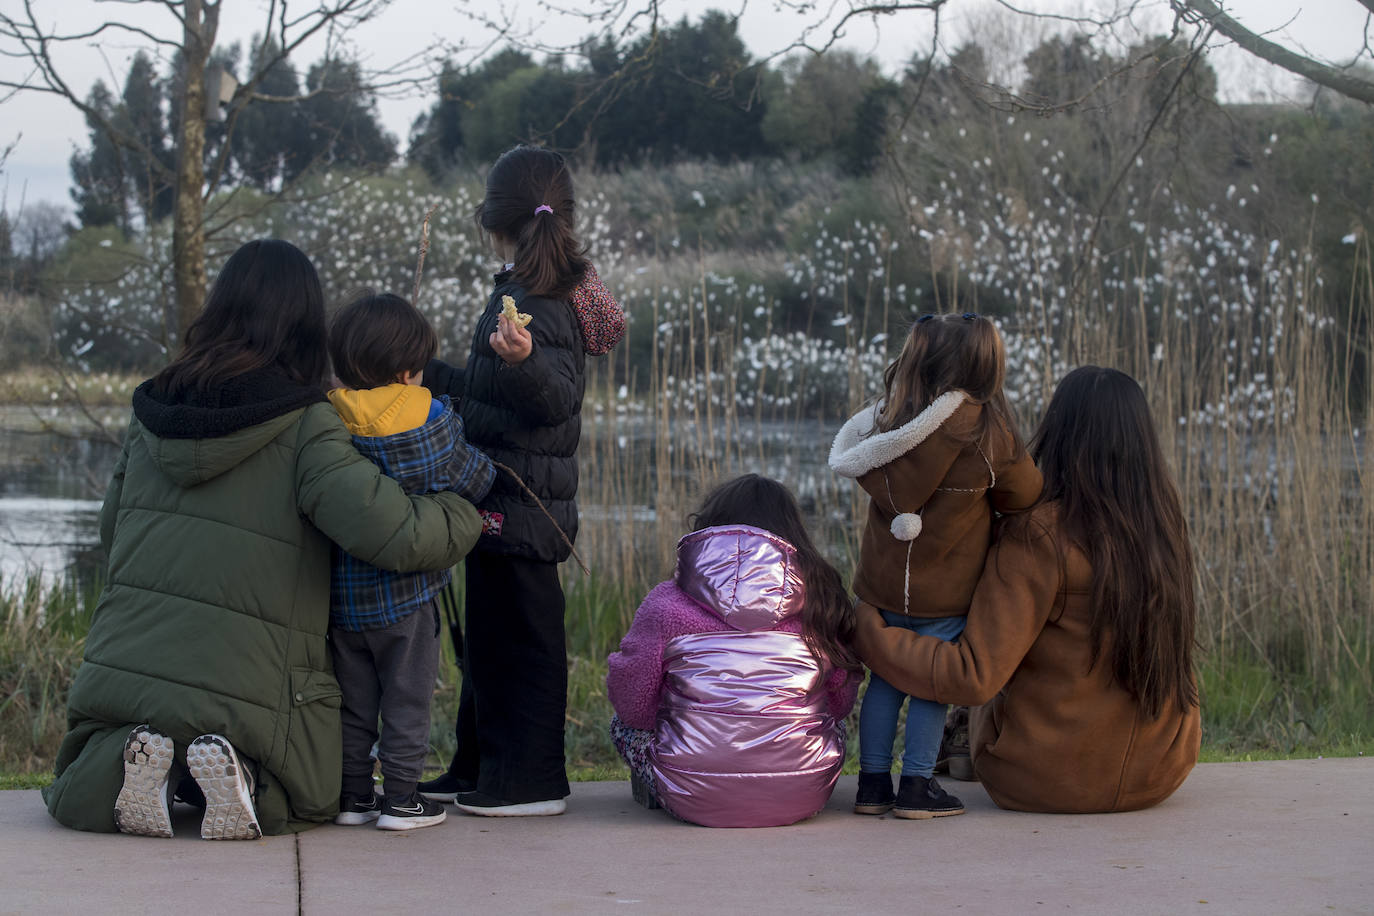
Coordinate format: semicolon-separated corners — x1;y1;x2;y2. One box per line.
534;204;553;215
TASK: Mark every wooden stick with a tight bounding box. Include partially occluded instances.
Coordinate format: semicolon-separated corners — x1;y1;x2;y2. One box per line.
492;459;591;576
411;203;439;305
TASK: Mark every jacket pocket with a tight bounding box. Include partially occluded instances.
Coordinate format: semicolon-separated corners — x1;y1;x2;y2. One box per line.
290;668;342;708
282;667;343;822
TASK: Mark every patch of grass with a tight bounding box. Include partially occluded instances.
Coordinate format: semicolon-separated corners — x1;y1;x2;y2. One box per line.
1198;648;1374;759
0;772;52;790
0;575;95;775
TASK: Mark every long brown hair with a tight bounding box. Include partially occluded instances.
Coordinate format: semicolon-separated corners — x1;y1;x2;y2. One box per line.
476;145;588;299
1031;366;1198;717
689;474;861;674
877;312;1024;458
151;239;327;397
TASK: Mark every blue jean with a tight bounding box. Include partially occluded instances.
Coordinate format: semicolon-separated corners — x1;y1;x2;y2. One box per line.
858;612;967;778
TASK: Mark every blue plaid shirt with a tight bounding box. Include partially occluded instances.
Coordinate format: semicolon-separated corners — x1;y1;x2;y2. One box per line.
330;395;495;631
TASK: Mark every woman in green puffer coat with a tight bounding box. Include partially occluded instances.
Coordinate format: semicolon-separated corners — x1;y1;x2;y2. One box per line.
42;239;483;839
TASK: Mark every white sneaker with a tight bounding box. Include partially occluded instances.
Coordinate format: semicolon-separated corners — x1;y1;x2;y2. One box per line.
187;734;262;840
112;725;175;838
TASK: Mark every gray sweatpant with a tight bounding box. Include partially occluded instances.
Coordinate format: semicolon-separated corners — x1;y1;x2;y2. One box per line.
329;602;440;801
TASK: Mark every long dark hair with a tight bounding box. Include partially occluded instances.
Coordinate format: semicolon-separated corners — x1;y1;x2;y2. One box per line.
1031;366;1198;717
476;145;588;299
151;239;327;396
878;312;1024;460
689;474;861;674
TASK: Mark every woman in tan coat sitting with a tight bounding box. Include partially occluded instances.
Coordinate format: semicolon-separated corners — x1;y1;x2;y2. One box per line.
854;366;1201;813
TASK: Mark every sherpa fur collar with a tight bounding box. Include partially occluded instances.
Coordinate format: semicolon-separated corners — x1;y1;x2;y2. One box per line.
828;390;967;479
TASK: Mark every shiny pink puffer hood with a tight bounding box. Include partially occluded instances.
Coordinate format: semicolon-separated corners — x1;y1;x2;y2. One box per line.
652;525;847;827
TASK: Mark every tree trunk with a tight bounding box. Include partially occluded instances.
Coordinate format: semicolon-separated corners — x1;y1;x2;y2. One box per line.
171;0;219;342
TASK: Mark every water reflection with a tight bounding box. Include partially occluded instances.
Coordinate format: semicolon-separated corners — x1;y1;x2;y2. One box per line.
0;415;120;590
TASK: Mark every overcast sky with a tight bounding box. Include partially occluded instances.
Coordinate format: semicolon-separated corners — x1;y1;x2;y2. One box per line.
2;0;1370;215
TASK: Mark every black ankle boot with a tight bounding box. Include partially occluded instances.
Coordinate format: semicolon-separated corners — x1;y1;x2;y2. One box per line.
894;774;965;819
853;771;896;815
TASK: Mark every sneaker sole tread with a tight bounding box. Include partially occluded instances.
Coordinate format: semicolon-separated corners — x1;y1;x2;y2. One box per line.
187;735;262;840
113;726;174;838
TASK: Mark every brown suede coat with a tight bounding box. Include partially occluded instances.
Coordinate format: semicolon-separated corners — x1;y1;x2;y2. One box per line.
854;502;1201;813
851;401;1041;618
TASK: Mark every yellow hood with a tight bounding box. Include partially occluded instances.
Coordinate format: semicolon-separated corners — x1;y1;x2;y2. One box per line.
327;383;434;437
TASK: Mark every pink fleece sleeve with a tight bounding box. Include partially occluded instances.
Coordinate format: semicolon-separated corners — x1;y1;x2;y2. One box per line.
824;668;862;720
606;583;674;730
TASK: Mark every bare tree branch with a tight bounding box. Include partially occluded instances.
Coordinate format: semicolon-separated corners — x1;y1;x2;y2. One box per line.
1176;0;1374;104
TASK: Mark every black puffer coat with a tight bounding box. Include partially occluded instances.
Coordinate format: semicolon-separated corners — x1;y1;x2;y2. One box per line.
427;272;585;563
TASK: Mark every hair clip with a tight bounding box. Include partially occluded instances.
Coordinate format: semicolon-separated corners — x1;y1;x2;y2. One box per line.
961;312;979;321
916;313;936;323
534;204;553;215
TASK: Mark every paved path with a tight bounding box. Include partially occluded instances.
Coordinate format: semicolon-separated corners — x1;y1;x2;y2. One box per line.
2;759;1369;915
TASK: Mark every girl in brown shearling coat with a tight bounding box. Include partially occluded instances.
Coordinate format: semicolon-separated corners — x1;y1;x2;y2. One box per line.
854;367;1201;814
830;313;1041;819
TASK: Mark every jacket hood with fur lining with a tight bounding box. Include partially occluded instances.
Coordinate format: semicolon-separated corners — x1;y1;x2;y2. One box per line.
828;390;967;479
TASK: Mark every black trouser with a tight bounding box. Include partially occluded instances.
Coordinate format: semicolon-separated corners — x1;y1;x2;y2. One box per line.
330;602;441;801
447;552;570;803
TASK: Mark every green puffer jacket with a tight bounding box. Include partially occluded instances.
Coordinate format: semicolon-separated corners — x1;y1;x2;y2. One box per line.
43;372;481;835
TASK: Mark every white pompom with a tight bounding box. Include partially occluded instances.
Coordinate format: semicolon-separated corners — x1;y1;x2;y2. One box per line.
890;512;923;541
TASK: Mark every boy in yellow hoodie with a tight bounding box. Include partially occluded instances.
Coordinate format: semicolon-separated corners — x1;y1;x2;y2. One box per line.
326;291;494;831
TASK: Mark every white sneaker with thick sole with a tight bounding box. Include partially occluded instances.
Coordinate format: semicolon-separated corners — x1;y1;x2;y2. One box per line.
112;725;175;838
187;734;262;840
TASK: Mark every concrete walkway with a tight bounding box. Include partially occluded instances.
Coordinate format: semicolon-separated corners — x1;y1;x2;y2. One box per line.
2;759;1369;915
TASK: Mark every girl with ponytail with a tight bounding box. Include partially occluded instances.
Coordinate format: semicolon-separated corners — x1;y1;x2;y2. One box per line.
420;146;618;816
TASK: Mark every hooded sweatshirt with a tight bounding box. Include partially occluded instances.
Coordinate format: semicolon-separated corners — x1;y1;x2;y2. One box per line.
607;525;859;828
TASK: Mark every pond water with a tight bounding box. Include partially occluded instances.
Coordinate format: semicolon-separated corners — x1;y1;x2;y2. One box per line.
0;412;121;590
0;406;848;590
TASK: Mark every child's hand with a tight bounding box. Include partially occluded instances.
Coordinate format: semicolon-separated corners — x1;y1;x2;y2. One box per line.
491;314;532;365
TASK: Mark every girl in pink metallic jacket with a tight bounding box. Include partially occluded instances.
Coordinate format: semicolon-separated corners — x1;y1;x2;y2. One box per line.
606;475;862;828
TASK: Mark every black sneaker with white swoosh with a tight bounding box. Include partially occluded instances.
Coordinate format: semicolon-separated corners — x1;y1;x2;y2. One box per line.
376;792;448;831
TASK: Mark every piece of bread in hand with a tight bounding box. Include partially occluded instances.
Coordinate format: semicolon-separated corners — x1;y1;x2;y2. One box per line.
501;294;533;328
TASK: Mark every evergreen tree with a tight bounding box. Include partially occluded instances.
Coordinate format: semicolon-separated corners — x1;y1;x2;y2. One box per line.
591;12;767;164
68;81;127;230
290;58;396;180
121;52;174;225
230;37;302;189
409;50;536;177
